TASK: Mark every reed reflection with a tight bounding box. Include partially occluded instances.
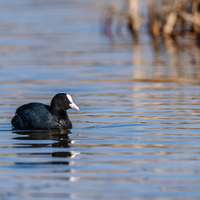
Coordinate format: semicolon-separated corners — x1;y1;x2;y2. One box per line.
132;37;200;82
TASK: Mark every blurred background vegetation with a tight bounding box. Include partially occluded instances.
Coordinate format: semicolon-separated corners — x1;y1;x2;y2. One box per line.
104;0;200;39
102;0;200;83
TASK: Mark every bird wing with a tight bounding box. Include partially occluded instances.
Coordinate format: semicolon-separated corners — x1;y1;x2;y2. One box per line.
15;103;47;114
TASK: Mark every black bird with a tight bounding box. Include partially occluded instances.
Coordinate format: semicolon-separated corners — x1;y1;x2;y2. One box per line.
11;93;79;130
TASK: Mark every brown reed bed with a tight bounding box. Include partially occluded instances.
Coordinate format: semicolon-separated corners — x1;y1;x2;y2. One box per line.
104;0;200;40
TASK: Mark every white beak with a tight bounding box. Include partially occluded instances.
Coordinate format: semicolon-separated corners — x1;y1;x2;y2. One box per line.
69;103;79;111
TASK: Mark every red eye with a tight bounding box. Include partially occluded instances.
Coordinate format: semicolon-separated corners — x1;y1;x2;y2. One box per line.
64;98;67;101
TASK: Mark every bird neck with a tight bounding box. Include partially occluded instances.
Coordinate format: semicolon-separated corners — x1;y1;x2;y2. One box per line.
50;106;67;117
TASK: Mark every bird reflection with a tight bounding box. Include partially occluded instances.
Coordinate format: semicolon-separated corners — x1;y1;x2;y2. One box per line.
13;129;71;145
12;129;78;162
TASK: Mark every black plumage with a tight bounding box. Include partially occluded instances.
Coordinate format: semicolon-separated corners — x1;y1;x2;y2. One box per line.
11;93;79;130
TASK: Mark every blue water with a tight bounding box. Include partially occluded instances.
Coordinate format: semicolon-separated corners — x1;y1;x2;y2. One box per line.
0;0;200;199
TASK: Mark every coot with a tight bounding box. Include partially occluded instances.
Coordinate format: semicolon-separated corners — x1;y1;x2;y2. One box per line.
11;93;79;130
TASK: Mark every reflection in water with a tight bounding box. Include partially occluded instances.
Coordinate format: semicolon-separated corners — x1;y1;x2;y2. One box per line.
13;129;71;142
12;129;79;164
131;35;200;83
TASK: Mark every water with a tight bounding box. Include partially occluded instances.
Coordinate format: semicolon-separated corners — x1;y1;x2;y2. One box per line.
1;0;200;199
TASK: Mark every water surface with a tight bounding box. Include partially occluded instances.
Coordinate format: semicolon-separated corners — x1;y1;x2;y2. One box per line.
1;0;200;199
